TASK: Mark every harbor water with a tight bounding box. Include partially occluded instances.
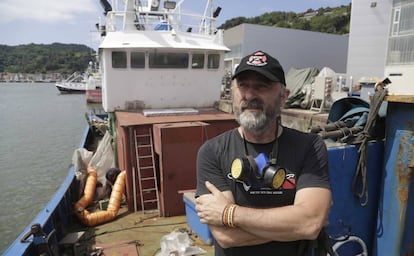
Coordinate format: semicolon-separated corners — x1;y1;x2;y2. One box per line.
0;83;88;254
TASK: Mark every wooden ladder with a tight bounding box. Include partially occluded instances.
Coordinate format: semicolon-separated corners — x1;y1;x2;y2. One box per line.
134;127;160;214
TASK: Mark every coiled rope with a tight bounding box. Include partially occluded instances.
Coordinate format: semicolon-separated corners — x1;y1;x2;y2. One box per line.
351;83;388;206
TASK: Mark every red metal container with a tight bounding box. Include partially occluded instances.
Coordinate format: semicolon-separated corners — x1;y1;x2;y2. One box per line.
114;109;237;216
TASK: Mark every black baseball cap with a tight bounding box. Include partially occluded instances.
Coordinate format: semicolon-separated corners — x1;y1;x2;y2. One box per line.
232;50;286;86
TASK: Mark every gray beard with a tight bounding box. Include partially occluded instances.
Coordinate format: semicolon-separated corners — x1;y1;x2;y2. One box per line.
235;110;274;136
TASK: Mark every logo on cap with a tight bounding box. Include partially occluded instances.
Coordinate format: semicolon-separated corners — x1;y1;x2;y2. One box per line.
247;51;268;67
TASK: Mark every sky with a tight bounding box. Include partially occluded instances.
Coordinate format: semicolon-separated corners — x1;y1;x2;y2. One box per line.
0;0;351;49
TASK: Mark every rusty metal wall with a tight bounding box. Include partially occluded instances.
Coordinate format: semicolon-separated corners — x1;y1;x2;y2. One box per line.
116;116;238;215
154;122;209;216
153;120;238;216
374;101;414;256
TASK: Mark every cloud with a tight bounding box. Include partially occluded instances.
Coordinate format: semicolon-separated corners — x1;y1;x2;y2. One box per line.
0;0;98;24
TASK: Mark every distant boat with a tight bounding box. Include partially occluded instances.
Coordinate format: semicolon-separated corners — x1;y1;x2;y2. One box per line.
55;72;87;94
85;72;102;103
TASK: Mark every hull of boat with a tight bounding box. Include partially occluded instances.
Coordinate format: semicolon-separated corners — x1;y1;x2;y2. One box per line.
5;0;414;253
1;125;384;256
3;126;91;256
4;104;414;256
86;89;102;103
55;83;86;94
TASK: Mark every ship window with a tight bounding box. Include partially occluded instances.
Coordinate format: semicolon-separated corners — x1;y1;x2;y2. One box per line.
207;54;220;69
191;53;204;69
131;52;145;68
112;51;127;68
149;52;189;68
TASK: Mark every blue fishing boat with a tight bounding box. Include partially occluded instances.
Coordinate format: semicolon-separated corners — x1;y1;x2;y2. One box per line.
4;0;414;255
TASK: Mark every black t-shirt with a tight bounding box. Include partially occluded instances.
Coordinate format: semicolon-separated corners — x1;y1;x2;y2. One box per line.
196;127;330;256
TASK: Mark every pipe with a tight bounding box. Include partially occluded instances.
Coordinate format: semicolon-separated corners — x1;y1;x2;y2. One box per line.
74;169;126;226
74;166;97;210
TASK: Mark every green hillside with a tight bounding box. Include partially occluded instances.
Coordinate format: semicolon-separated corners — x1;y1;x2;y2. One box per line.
219;4;351;34
0;43;95;75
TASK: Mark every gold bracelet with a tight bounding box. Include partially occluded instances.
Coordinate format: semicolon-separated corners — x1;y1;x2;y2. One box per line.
228;204;237;228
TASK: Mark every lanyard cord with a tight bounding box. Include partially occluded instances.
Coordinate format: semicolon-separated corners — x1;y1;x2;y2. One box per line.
235;116;281;200
242;116;280;164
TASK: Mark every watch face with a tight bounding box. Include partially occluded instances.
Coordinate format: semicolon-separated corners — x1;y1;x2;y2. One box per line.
272;168;286;189
231;158;243;179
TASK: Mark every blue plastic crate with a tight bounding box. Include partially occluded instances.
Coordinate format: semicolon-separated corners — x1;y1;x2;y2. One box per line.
182;192;213;245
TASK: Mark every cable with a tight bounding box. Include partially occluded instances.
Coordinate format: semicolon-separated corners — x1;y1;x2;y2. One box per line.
81;221;187;241
331;235;368;256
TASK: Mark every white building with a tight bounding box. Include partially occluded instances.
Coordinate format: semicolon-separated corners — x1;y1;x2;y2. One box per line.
223;23;349;75
347;0;414;95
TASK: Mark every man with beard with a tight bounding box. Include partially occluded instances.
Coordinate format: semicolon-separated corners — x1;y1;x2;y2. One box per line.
195;51;332;256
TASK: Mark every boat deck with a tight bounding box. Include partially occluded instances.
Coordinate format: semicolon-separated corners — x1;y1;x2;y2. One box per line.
281;108;329;132
75;206;214;256
68;107;330;256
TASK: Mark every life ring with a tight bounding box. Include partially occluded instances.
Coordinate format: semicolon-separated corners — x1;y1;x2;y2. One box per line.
74;167;126;226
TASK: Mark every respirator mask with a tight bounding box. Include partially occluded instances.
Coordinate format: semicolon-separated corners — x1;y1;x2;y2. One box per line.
231;117;286;190
231;152;286;189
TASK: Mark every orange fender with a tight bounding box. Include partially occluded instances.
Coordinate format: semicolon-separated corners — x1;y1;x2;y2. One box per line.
74;169;126;227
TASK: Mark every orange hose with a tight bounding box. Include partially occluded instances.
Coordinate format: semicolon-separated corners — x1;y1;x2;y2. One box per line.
74;169;126;226
74;166;97;210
